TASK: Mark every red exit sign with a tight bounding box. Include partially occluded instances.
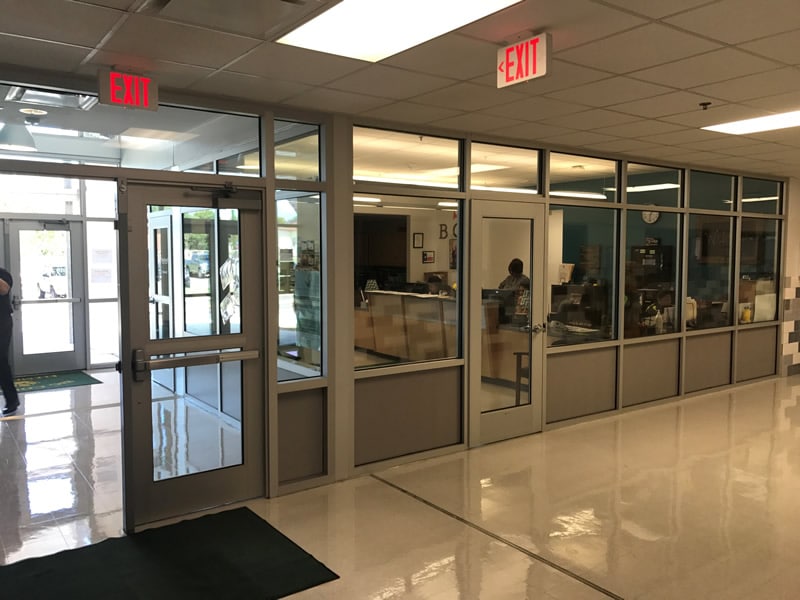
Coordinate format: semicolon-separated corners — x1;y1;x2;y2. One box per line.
98;69;159;111
497;32;551;89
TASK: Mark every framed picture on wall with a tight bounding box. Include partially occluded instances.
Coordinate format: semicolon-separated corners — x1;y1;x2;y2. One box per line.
422;251;435;264
413;232;423;248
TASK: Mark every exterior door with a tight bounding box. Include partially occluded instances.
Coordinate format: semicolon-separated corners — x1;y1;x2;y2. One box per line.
8;219;86;375
119;180;265;530
469;200;545;445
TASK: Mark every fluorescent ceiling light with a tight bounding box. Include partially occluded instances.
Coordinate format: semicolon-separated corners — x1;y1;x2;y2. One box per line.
437;201;459;208
724;196;779;204
353;196;381;203
472;186;539;194
277;0;523;62
550;190;607;200
702;110;800;135
604;184;679;193
275;149;297;158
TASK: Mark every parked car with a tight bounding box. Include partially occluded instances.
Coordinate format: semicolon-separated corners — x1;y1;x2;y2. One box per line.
186;251;210;278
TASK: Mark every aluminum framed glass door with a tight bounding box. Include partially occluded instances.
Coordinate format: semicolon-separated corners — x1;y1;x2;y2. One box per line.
8;219;86;375
469;200;545;445
119;181;264;530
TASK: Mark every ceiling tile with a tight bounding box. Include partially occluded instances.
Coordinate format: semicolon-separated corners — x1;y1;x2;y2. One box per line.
582;139;662;153
326;65;453;100
0;34;90;72
283;87;391;114
539;109;640;130
101;14;261;69
691;68;800;103
634;146;690;159
661;104;769;128
434;113;527;133
540;131;620;147
189;71;309;104
484;95;587;120
412;82;526;112
460;0;647;52
229;42;364;86
681;137;769;153
631;49;782;90
359;102;463;125
384;34;500;81
83;50;214;89
609;91;722;118
0;0;122;48
546;77;672;107
743;91;800;113
642;128;717;145
598;0;715;19
79;0;133;9
665;0;800;44
491;122;577;141
592;120;685;138
555;24;720;74
740;29;800;65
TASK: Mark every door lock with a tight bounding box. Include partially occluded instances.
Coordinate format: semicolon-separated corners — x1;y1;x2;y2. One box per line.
531;323;547;333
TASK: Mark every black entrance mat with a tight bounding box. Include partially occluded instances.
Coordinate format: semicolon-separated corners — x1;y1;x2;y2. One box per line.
0;507;338;600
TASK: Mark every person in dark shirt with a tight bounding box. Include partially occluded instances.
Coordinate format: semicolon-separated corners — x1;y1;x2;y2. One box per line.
0;268;19;416
498;258;531;291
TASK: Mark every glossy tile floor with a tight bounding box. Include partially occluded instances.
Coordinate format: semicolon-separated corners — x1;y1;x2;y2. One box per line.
5;373;800;599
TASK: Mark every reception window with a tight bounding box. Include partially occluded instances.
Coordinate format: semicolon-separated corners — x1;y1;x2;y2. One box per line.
549;153;617;202
276;190;322;381
470;142;539;194
354;195;460;368
624;211;680;338
547;206;617;346
738;218;779;323
626;163;681;207
686;215;733;330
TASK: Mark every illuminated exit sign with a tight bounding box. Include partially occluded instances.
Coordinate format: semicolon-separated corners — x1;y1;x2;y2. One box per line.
98;69;159;111
497;32;550;88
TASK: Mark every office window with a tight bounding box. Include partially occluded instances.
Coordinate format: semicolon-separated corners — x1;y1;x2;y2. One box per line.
354;195;460;368
470;142;539;194
626;163;681;207
549;153;617;202
742;177;781;215
276;191;322;381
624;211;680;338
353;127;460;189
738;218;779;323
689;170;734;211
275;120;320;182
686;215;733;330
547;206;617;346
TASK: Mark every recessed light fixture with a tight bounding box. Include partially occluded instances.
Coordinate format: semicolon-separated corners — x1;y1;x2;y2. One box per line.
437;201;459;208
603;184;680;193
353;196;381;203
703;110;800;135
550;191;607;200
277;0;523;62
20;107;48;116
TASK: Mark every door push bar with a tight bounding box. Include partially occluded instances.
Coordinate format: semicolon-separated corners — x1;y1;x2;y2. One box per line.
132;348;259;382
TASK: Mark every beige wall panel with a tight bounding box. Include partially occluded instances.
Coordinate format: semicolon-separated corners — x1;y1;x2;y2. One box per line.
547;348;616;423
622;339;680;407
737;326;778;382
355;367;462;466
685;332;732;393
278;388;326;484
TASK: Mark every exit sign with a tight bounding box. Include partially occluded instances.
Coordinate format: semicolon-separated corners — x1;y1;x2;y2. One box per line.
98;69;159;111
497;32;550;88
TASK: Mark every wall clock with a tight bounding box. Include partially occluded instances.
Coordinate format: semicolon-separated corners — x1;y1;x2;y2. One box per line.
641;210;660;224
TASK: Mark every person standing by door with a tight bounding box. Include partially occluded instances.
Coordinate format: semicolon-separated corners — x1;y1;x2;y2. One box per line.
0;267;19;417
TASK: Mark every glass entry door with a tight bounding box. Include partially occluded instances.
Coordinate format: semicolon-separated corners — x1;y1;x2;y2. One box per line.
469;200;545;445
119;181;264;530
8;220;86;375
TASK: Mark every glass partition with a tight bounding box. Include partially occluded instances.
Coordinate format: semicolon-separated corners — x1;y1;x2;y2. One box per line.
276;191;322;381
275;120;320;182
624;211;680;337
689;170;734;211
353;127;460;189
354;195;460;368
738;218;779;323
470;142;539;194
686;215;733;330
626;163;681;207
742;177;781;214
547;205;617;346
549;153;617;202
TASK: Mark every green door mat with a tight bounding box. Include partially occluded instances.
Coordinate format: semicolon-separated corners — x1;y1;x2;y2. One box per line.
14;370;102;393
0;507;339;599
